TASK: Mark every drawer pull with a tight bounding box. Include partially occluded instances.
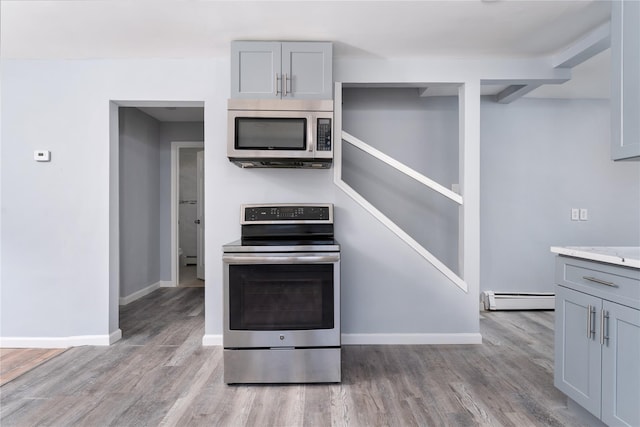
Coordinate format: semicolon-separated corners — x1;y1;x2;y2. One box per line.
582;276;618;288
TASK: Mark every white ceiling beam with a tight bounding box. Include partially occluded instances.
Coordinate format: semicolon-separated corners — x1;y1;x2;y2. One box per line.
486;23;609;103
552;21;611;68
495;84;542;104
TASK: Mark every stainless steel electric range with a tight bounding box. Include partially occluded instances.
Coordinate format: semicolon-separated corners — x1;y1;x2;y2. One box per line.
222;203;341;384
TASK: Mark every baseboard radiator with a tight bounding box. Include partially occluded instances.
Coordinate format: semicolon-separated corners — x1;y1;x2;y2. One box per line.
481;291;555;311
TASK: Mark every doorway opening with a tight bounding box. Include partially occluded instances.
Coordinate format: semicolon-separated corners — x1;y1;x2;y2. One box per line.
109;101;204;342
172;143;205;287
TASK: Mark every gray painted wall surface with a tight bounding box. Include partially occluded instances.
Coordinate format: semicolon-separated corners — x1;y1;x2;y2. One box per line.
480;98;640;293
119;107;161;298
0;59;218;339
341;91;640;296
341;89;460;273
4;57;636;342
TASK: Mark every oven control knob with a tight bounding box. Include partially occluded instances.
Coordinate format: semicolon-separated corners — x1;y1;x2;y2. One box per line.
279;335;285;341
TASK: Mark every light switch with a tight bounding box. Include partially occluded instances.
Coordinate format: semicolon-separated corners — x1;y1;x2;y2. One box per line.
579;208;588;221
34;150;51;162
571;208;579;221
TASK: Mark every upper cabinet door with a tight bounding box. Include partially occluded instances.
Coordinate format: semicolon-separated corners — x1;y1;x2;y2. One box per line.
611;0;640;160
231;41;333;100
281;42;333;99
231;41;282;99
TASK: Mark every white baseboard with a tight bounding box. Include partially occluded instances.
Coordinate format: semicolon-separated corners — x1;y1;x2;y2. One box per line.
202;334;222;346
341;333;482;345
0;332;120;348
119;281;161;305
110;329;122;344
160;280;176;287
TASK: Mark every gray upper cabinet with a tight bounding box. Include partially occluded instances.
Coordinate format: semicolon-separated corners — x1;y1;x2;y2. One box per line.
611;0;640;160
231;41;333;100
231;41;281;99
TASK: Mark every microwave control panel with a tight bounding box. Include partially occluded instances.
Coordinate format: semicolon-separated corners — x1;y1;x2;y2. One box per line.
316;118;332;152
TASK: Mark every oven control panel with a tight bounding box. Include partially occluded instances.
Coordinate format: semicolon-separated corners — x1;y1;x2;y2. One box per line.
242;204;332;223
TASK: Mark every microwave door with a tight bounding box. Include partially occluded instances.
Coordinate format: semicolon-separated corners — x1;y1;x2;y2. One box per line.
231;115;308;159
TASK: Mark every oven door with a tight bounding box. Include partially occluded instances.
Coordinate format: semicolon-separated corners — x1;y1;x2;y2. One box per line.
223;252;340;349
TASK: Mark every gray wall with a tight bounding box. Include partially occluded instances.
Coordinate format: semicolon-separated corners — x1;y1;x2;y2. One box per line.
121;116;204;294
341;90;640;296
341;89;460;273
3;56;636;343
119;107;161;298
0;58;220;341
480;97;640;293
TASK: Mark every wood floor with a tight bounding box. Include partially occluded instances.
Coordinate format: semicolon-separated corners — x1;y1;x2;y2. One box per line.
1;288;586;426
178;265;204;287
0;349;66;386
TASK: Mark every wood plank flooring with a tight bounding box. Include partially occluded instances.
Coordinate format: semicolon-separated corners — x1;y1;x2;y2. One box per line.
1;288;586;426
178;265;204;288
0;349;66;386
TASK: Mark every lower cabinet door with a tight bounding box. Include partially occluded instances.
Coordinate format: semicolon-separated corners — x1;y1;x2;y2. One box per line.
601;301;640;427
554;285;602;417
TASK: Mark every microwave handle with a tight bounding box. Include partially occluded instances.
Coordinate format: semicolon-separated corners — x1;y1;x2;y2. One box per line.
309;114;315;152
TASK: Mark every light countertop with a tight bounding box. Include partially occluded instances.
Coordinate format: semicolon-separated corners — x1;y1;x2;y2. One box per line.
550;246;640;269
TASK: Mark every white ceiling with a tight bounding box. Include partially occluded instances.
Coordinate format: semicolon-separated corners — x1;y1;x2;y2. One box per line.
0;0;613;113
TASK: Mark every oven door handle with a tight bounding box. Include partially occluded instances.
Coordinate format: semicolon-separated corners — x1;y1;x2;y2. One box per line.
223;254;340;264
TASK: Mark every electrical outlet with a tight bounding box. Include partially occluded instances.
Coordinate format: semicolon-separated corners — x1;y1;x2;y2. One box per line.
571;208;580;221
580;208;588;221
34;150;51;162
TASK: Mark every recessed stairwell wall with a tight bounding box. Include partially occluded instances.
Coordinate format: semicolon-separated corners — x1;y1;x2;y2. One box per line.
341;88;460;275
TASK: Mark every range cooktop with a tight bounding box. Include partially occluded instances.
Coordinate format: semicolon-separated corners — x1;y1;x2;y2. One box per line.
223;203;339;253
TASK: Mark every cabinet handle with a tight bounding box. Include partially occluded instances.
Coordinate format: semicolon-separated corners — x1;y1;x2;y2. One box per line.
283;73;289;96
275;73;281;95
600;309;609;346
586;305;596;339
583;276;618;288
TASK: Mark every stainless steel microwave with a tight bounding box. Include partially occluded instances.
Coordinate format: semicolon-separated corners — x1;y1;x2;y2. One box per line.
227;99;333;169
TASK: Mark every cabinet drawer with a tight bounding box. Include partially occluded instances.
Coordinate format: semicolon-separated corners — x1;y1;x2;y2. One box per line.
556;256;640;308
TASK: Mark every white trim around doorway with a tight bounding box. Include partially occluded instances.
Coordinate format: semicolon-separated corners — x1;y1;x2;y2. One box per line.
170;141;204;287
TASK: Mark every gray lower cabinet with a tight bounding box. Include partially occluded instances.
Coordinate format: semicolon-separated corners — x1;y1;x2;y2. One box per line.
611;0;640;160
601;300;640;426
555;286;602;416
554;256;640;426
231;41;332;100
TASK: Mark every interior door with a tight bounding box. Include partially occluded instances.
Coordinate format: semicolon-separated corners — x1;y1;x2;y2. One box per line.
196;150;205;280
